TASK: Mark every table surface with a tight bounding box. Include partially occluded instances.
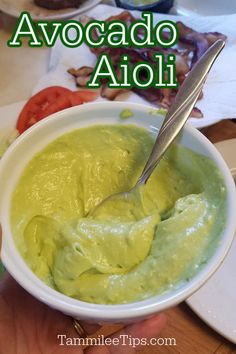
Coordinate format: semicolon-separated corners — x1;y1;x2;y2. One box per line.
0;8;236;354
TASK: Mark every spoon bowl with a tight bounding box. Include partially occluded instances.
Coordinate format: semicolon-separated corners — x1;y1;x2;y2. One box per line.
90;184;157;221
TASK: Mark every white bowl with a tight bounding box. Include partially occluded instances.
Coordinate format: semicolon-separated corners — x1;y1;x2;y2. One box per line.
0;102;235;324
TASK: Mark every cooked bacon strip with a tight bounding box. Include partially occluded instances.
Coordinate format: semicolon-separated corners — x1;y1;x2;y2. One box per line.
67;68;80;77
101;69;127;101
68;66;93;78
134;87;161;102
80;15;93;26
177;21;209;66
106;11;136;26
175;52;190;76
177;21;227;67
68;12;227;119
191;107;203;118
75;75;92;87
159;88;174;108
67;66;94;87
101;86;127;100
204;32;227;46
148;48;190;76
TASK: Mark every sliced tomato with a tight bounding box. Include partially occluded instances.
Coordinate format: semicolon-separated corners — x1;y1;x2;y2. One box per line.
17;87;72;134
68;92;83;107
17;87;98;134
36;94;72;122
75;90;98;103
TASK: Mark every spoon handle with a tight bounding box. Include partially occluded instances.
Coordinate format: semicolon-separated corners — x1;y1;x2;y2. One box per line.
137;39;225;186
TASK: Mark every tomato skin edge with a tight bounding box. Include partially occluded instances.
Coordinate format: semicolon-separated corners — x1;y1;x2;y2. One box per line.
16;88;98;134
76;90;98;103
16;87;72;134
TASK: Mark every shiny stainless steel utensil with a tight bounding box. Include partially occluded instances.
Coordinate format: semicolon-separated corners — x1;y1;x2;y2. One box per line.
90;39;225;218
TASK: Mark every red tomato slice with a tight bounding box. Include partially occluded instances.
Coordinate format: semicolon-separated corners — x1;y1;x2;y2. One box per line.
17;87;98;134
75;90;98;103
35;91;97;121
17;86;72;134
36;91;95;120
36;94;72;121
68;91;83;106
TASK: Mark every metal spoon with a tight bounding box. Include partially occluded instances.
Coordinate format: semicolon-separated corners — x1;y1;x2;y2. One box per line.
90;39;225;219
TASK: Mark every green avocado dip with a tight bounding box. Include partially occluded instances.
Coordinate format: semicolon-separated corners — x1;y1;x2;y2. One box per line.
11;125;226;304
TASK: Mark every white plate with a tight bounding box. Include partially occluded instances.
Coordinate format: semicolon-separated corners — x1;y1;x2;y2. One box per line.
187;138;236;344
174;0;236;16
0;0;102;21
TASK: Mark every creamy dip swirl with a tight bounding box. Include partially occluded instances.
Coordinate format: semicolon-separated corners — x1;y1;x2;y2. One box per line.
11;125;226;304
